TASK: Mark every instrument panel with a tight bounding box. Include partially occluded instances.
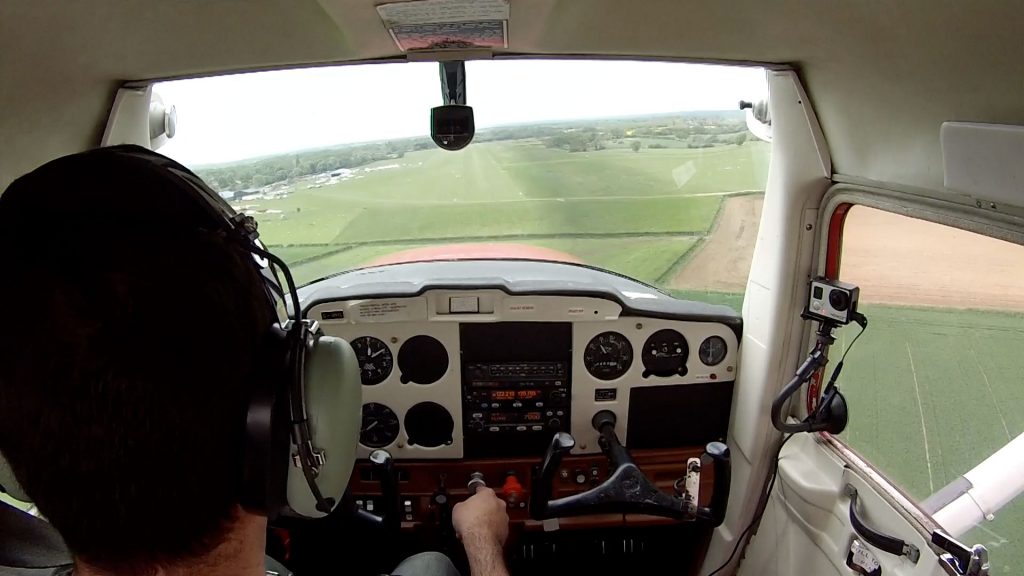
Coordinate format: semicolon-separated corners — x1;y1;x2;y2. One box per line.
306;287;739;460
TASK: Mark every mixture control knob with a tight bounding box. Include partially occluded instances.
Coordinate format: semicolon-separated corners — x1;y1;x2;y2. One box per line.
502;473;524;505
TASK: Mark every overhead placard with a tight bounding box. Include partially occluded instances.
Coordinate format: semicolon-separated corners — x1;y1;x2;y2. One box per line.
377;0;509;52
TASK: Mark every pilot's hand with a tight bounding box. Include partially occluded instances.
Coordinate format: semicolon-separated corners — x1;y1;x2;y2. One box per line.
453;487;509;546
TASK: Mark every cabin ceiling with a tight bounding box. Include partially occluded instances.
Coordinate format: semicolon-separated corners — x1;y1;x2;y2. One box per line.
2;0;1023;192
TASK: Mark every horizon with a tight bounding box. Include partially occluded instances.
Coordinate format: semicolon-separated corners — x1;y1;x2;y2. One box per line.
156;60;766;167
188;108;749;169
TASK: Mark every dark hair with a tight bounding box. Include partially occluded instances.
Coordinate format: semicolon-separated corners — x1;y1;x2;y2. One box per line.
0;149;277;573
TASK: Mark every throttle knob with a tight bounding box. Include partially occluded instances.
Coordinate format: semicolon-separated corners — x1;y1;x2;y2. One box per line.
467;471;486;494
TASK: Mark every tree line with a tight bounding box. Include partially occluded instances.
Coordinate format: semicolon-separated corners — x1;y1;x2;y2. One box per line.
195;111;754;192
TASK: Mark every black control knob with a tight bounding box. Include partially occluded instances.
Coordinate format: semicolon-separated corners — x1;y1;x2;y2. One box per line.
368;449;400;533
468;419;484;432
548;418;561;429
700;442;732;527
550;390;567;404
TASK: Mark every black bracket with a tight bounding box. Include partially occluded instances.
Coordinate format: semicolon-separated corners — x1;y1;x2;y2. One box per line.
932;530;990;576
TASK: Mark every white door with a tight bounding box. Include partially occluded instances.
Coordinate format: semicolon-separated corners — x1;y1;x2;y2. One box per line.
738;200;1022;576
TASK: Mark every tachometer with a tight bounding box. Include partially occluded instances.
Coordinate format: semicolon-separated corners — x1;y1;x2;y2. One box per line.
698;336;727;366
352;336;393;385
583;332;633;380
641;329;688;377
360;403;400;448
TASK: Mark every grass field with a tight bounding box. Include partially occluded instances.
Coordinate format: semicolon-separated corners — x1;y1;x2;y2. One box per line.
836;303;1023;571
242;139;770;286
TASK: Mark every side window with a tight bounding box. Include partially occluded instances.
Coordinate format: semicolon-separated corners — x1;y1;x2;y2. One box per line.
837;205;1023;573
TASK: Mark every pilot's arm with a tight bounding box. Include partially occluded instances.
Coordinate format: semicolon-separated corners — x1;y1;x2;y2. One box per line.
452;488;510;576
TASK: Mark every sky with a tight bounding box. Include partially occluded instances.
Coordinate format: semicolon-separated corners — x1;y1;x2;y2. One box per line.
156;60;767;166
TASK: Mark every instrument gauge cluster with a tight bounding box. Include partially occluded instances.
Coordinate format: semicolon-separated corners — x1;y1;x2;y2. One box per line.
307;281;739;460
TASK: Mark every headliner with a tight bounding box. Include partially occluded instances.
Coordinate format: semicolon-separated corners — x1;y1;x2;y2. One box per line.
2;0;1023;192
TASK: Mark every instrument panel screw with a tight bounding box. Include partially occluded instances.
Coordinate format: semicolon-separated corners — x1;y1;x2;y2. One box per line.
397;441;405;448
579;443;587;450
635;323;643;330
390;337;399;344
805;223;813;231
727;366;734;373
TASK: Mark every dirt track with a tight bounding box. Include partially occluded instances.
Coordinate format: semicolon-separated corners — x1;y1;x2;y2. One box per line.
840;207;1024;311
670;195;762;293
672;196;1024;311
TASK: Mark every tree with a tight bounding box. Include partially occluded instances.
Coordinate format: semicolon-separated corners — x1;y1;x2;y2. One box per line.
630;140;642;153
733;132;748;146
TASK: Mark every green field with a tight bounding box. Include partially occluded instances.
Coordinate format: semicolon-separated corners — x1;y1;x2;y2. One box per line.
837;303;1023;573
241;139;770;286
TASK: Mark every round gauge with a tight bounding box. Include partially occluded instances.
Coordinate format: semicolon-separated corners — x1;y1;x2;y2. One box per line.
351;336;393;385
398;335;449;385
641;329;689;377
583;331;633;380
698;336;728;366
360;403;400;448
403;402;454;448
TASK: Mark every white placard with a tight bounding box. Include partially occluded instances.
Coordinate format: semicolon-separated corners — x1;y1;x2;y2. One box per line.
377;0;509;26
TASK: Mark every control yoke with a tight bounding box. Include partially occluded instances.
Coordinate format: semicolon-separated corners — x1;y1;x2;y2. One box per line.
530;411;731;525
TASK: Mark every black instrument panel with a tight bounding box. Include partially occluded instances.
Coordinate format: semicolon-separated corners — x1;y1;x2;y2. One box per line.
460;322;573;458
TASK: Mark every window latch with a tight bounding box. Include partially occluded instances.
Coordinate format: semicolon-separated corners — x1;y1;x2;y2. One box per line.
932;530;990;576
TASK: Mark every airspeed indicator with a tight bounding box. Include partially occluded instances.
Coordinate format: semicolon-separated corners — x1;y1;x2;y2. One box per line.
584;332;633;381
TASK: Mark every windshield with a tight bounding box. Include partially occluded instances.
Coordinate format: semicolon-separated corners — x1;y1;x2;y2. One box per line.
156;60;769;306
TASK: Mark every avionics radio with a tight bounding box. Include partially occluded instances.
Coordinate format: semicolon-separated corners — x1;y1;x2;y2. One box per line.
464;362;569;437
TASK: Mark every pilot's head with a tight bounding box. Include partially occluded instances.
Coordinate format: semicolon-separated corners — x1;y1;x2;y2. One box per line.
0;147;278;573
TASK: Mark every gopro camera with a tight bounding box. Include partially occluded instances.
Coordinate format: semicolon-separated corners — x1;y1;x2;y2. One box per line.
805;278;860;325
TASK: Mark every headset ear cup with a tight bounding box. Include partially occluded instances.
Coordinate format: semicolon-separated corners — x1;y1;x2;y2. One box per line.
0;452;31;503
286;335;362;518
241;324;292;517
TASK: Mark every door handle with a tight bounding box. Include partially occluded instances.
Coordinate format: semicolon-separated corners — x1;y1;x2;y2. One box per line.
846;485;920;563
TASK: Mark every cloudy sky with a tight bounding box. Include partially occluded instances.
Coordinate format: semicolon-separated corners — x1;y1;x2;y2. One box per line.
156;60;767;166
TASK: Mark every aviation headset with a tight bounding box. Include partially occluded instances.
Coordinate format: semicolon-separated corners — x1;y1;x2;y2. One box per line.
0;145;361;519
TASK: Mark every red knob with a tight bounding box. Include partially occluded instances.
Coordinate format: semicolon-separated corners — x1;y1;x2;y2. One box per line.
502;473;524;503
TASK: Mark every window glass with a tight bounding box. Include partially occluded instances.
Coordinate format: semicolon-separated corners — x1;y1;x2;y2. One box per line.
155;60;768;307
838;205;1024;573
